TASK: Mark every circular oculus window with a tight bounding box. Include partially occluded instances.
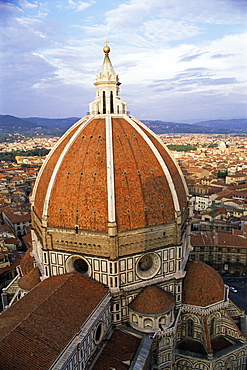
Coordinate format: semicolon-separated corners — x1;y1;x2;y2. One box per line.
65;255;91;277
94;322;104;344
136;252;160;279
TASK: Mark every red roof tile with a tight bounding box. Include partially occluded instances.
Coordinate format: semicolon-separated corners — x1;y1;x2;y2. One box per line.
92;330;141;370
191;231;247;248
20;247;35;275
18;267;41;291
211;336;232;352
0;272;108;370
33;116;188;232
183;260;225;307
0;250;22;275
129;285;175;314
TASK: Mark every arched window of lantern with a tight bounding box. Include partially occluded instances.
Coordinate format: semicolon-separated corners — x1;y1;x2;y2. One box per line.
110;91;114;113
103;91;106;114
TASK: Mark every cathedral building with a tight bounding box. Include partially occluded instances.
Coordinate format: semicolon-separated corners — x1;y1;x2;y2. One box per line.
0;44;247;370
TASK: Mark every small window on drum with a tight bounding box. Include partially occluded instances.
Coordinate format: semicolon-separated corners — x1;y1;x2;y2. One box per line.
138;255;153;271
94;323;103;344
74;259;88;274
65;255;91;277
136;253;161;280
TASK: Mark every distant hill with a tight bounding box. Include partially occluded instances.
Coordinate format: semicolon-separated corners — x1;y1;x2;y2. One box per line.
142;120;201;134
0;115;43;130
26;117;79;132
0;115;246;136
0;115;75;136
143;119;247;134
193;119;247;133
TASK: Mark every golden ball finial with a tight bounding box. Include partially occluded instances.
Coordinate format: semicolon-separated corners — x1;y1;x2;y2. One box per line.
103;39;110;54
103;45;110;54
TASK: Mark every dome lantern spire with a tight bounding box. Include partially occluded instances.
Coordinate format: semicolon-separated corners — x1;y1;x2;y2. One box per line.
89;42;127;115
103;39;110;55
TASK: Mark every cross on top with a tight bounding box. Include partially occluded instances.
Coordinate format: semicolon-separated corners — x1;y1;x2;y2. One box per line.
104;39;109;46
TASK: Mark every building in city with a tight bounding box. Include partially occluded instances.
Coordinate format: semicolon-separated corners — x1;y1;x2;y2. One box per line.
190;230;247;274
1;44;247;370
1;207;31;238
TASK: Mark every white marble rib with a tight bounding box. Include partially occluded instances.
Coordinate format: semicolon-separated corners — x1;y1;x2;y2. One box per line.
105;114;116;223
42;116;94;219
124;115;180;214
32;117;88;205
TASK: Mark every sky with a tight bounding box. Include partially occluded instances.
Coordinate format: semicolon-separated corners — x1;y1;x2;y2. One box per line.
0;0;247;122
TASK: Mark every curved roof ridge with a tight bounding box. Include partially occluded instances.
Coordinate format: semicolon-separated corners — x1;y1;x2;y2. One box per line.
131;116;189;199
130;284;175;314
124;114;180;214
42;116;94;220
183;259;225;307
31;116;88;204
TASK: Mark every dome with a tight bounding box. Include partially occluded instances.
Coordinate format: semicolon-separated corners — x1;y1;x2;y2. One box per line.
18;266;41;291
20;247;35;275
182;260;225;307
130;285;175;314
32;116;187;232
31;45;189;262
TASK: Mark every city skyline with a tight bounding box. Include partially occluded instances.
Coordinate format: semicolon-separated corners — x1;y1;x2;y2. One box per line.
1;0;247;122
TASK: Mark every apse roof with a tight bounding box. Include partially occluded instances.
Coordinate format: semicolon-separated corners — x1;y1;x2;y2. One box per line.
129;285;176;314
182;260;225;307
18;266;41;291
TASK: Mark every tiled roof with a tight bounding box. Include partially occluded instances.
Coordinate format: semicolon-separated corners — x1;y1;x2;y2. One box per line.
183;260;225;307
33;116;188;232
0;272;108;370
211;336;232;352
191;231;247;248
92;329;141;370
0;224;13;235
129;285;175;314
20;247;35;275
2;209;31;224
22;233;32;248
4;237;18;245
0;250;23;275
18;267;41;290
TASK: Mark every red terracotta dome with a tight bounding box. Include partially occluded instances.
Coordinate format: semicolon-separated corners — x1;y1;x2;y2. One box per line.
130;285;175;314
20;247;35;275
32;116;187;232
32;46;188;235
183;260;225;307
18;267;41;291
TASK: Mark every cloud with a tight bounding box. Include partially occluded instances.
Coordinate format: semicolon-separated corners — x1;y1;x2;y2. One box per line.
67;0;93;12
211;53;236;59
179;53;207;62
105;0;247;31
149;63;239;92
18;0;38;10
0;1;21;23
140;18;200;44
79;0;246;49
1;16;55;53
0;0;246;121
